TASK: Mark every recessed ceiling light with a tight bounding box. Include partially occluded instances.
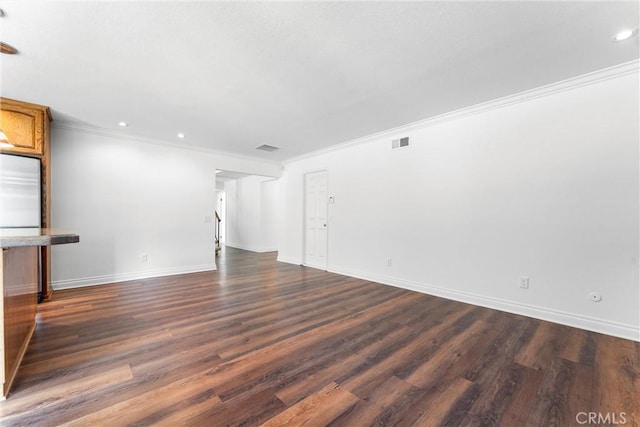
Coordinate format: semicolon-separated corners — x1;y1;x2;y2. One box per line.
613;29;638;42
118;121;128;127
177;133;185;139
215;170;222;174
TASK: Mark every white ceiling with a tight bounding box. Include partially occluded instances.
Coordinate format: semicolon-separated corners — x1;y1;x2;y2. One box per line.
0;1;638;162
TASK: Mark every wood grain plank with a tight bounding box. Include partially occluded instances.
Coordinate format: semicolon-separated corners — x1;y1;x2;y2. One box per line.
0;248;636;426
0;365;132;418
205;293;421;401
461;362;531;426
499;363;545;426
413;376;475;426
64;368;223;426
337;304;476;399
275;326;413;407
262;382;359;427
404;318;489;388
515;322;566;370
567;362;593;424
591;333;640;426
18;329;174;376
526;357;575;427
328;375;417;427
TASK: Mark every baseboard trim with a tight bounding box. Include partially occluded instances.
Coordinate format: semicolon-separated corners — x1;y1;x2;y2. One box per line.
303;262;327;270
224;245;278;254
276;255;303;266
328;264;640;342
52;263;217;290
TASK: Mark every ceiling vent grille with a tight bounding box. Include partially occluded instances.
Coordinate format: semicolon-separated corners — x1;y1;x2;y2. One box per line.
256;144;279;152
392;137;410;149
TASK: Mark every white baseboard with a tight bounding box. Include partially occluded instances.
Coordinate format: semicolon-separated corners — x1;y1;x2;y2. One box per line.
224;245;278;253
276;256;303;266
328;264;640;342
52;263;217;290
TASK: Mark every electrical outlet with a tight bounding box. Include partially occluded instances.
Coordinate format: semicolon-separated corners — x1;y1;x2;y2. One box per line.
204;215;212;223
387;258;392;267
519;277;529;289
141;253;148;263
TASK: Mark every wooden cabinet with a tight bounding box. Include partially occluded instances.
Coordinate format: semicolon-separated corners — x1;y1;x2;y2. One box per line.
0;246;38;398
0;98;50;156
0;98;53;301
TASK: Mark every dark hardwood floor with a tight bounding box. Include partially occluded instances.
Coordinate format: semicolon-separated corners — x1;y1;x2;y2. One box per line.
0;247;638;426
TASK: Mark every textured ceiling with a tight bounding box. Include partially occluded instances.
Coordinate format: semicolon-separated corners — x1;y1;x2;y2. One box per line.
0;1;638;162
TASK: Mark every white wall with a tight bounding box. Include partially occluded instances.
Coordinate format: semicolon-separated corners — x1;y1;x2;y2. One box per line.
278;66;640;341
225;176;260;251
225;175;279;252
225;179;239;249
261;179;279;250
50;126;279;288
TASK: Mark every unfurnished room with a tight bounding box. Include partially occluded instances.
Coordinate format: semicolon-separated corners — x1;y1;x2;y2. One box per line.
0;1;638;426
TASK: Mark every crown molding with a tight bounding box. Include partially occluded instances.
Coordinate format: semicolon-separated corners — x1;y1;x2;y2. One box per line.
51;59;638;168
283;59;640;165
52;121;282;167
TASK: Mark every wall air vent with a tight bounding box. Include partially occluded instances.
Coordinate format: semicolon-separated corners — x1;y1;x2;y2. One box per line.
256;144;280;152
391;137;410;149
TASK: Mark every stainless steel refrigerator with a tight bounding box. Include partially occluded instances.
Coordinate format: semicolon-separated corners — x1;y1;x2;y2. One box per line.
0;153;41;228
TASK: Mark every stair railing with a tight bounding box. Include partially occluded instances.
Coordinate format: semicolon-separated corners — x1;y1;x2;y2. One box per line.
214;211;221;255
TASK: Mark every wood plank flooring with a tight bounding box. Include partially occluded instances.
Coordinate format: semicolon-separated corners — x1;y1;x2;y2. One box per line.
0;247;638;426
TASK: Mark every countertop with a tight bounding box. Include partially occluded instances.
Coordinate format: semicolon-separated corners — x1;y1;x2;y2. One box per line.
0;228;80;248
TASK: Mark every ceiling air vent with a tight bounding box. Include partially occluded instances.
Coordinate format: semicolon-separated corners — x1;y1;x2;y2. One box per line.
392;137;409;149
256;144;279;152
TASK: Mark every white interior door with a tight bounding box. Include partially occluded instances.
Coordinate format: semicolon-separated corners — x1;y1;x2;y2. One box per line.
304;171;328;269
